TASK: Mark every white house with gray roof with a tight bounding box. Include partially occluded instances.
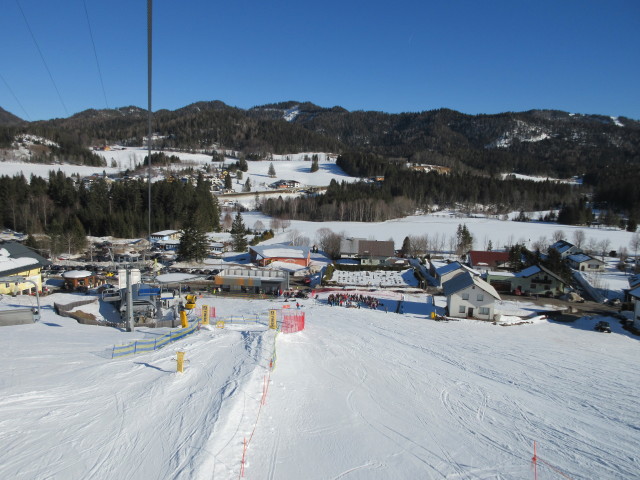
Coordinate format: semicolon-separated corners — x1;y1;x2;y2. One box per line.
628;287;640;330
442;272;501;320
567;254;605;272
548;240;582;259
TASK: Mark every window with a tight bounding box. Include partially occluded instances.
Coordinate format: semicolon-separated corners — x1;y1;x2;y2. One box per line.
459;305;466;313
462;293;469;300
477;294;484;301
530;283;536;289
479;307;490;315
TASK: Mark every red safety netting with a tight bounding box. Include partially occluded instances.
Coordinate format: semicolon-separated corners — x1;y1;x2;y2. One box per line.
281;312;305;333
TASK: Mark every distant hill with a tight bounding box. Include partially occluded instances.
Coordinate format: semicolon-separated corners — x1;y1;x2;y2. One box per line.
2;99;640;192
0;107;24;126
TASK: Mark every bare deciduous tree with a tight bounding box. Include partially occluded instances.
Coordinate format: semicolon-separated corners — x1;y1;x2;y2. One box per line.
597;238;611;261
269;218;282;232
552;230;566;242
315;228;344;259
222;212;233;231
585;237;598;255
573;230;586;249
630;232;640;259
280;218;291;232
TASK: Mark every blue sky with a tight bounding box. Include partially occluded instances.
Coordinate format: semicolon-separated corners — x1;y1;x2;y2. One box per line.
2;0;639;121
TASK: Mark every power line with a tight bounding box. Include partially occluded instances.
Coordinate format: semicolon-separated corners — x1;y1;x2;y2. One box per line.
82;0;109;110
0;72;31;121
15;0;69;117
147;0;153;244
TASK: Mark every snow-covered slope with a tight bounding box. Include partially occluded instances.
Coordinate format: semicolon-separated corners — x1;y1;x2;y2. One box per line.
0;292;637;479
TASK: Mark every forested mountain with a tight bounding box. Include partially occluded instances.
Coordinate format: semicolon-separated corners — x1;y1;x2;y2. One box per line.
0;107;24;126
3;101;638;178
1;100;639;230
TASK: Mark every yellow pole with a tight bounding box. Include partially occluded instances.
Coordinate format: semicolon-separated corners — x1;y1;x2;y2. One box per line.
176;351;185;373
201;304;210;325
269;309;278;330
180;310;188;328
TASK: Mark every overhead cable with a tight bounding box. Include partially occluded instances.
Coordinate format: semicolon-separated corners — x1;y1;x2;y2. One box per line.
15;0;69;116
83;0;109;110
0;72;32;120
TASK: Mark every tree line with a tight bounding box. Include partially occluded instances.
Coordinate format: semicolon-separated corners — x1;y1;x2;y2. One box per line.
0;171;220;254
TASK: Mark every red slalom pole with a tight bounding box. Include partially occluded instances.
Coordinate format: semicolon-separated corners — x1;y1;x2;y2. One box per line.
532;441;538;480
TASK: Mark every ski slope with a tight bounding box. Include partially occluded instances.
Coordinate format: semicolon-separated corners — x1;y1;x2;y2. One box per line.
0;292;638;479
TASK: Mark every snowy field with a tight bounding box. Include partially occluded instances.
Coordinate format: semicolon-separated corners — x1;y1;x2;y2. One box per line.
0;148;357;192
94;148;356;191
0;291;638;480
241;211;638;259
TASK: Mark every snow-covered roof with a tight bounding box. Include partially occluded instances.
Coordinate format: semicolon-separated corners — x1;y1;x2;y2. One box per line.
151;230;180;236
549;240;575;254
62;270;94;279
264;261;306;273
568;254;602;264
0;242;50;277
442;272;501;300
250;244;309;259
155;273;199;283
436;262;463;276
516;265;541;278
0;247;39;275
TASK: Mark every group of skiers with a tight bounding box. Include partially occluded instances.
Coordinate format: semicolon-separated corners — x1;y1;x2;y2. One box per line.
326;293;383;310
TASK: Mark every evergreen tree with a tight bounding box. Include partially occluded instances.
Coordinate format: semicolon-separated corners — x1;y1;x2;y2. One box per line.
508;243;526;272
231;211;248;252
455;224;473;256
238;156;248;172
177;224;209;262
224;174;232;190
543;247;572;282
400;236;411;257
268;163;276;178
627;218;637;232
310;156;319;173
243;177;252;192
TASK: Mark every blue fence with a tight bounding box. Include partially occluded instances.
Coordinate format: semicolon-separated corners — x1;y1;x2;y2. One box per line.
111;322;200;359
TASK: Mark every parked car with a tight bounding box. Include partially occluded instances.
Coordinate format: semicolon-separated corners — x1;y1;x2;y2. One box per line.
594;321;611;333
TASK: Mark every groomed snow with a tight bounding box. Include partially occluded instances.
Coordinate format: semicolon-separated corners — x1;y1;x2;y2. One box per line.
0;291;637;480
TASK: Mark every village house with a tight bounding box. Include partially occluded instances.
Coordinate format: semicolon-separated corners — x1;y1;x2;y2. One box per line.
213;267;289;294
339;238;395;266
208;242;225;256
567;254;605;272
249;244;310;267
442;271;501;320
624;274;640;302
270;179;301;189
486;264;567;296
0;241;51;295
548;240;582;259
150;230;181;243
468;250;510;273
628;287;640;331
